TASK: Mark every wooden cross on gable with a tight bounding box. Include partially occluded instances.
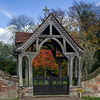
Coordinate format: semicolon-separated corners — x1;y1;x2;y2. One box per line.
43;6;50;17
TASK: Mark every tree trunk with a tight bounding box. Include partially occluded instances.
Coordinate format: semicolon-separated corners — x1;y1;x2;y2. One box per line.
44;71;47;77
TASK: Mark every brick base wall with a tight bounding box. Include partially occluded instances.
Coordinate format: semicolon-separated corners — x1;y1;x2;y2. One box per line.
81;74;100;97
69;87;82;97
0;69;100;99
0;70;19;99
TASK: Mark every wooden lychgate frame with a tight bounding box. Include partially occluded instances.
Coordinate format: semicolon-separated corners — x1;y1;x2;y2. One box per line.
14;13;84;95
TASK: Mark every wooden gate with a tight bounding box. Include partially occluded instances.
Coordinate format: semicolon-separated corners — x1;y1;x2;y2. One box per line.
33;77;69;95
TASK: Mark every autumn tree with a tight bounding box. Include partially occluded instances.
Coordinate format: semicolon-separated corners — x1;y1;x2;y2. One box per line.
67;1;100;76
33;49;58;77
54;59;67;77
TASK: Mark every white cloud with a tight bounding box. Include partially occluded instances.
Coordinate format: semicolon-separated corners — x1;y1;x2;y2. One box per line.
0;10;13;19
0;24;39;44
96;2;100;7
0;27;12;43
0;28;7;35
3;11;13;19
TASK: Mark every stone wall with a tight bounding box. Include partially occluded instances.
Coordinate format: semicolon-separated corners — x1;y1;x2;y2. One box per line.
0;67;100;99
0;70;19;99
18;87;33;97
81;67;100;97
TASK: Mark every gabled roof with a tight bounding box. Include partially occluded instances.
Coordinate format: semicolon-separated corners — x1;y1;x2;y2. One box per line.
16;32;79;47
15;13;84;53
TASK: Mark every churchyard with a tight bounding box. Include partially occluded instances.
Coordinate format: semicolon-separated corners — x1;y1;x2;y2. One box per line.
0;1;100;100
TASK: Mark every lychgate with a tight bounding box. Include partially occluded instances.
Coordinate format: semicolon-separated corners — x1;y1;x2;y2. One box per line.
14;13;84;96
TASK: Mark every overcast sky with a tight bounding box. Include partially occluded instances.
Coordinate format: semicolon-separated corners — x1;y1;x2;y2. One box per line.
0;0;100;43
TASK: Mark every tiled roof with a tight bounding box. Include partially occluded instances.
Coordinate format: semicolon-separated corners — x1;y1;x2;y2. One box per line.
15;32;80;46
70;34;79;45
15;32;33;44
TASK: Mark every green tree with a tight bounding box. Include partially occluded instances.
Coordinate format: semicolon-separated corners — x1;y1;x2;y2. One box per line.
0;41;17;75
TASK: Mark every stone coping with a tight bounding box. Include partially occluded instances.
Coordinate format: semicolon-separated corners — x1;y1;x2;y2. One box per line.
0;70;18;82
82;67;100;81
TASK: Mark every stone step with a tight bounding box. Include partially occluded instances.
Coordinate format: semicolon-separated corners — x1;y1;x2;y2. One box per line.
33;95;70;98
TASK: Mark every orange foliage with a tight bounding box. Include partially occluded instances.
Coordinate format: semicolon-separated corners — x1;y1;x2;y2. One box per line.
33;49;57;71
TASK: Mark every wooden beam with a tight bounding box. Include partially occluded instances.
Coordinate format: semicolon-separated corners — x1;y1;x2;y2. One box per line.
63;39;66;53
39;35;62;38
50;23;52;35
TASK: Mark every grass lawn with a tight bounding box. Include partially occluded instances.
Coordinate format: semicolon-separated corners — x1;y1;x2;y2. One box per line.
7;97;100;100
23;78;76;85
82;97;100;100
33;80;68;85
